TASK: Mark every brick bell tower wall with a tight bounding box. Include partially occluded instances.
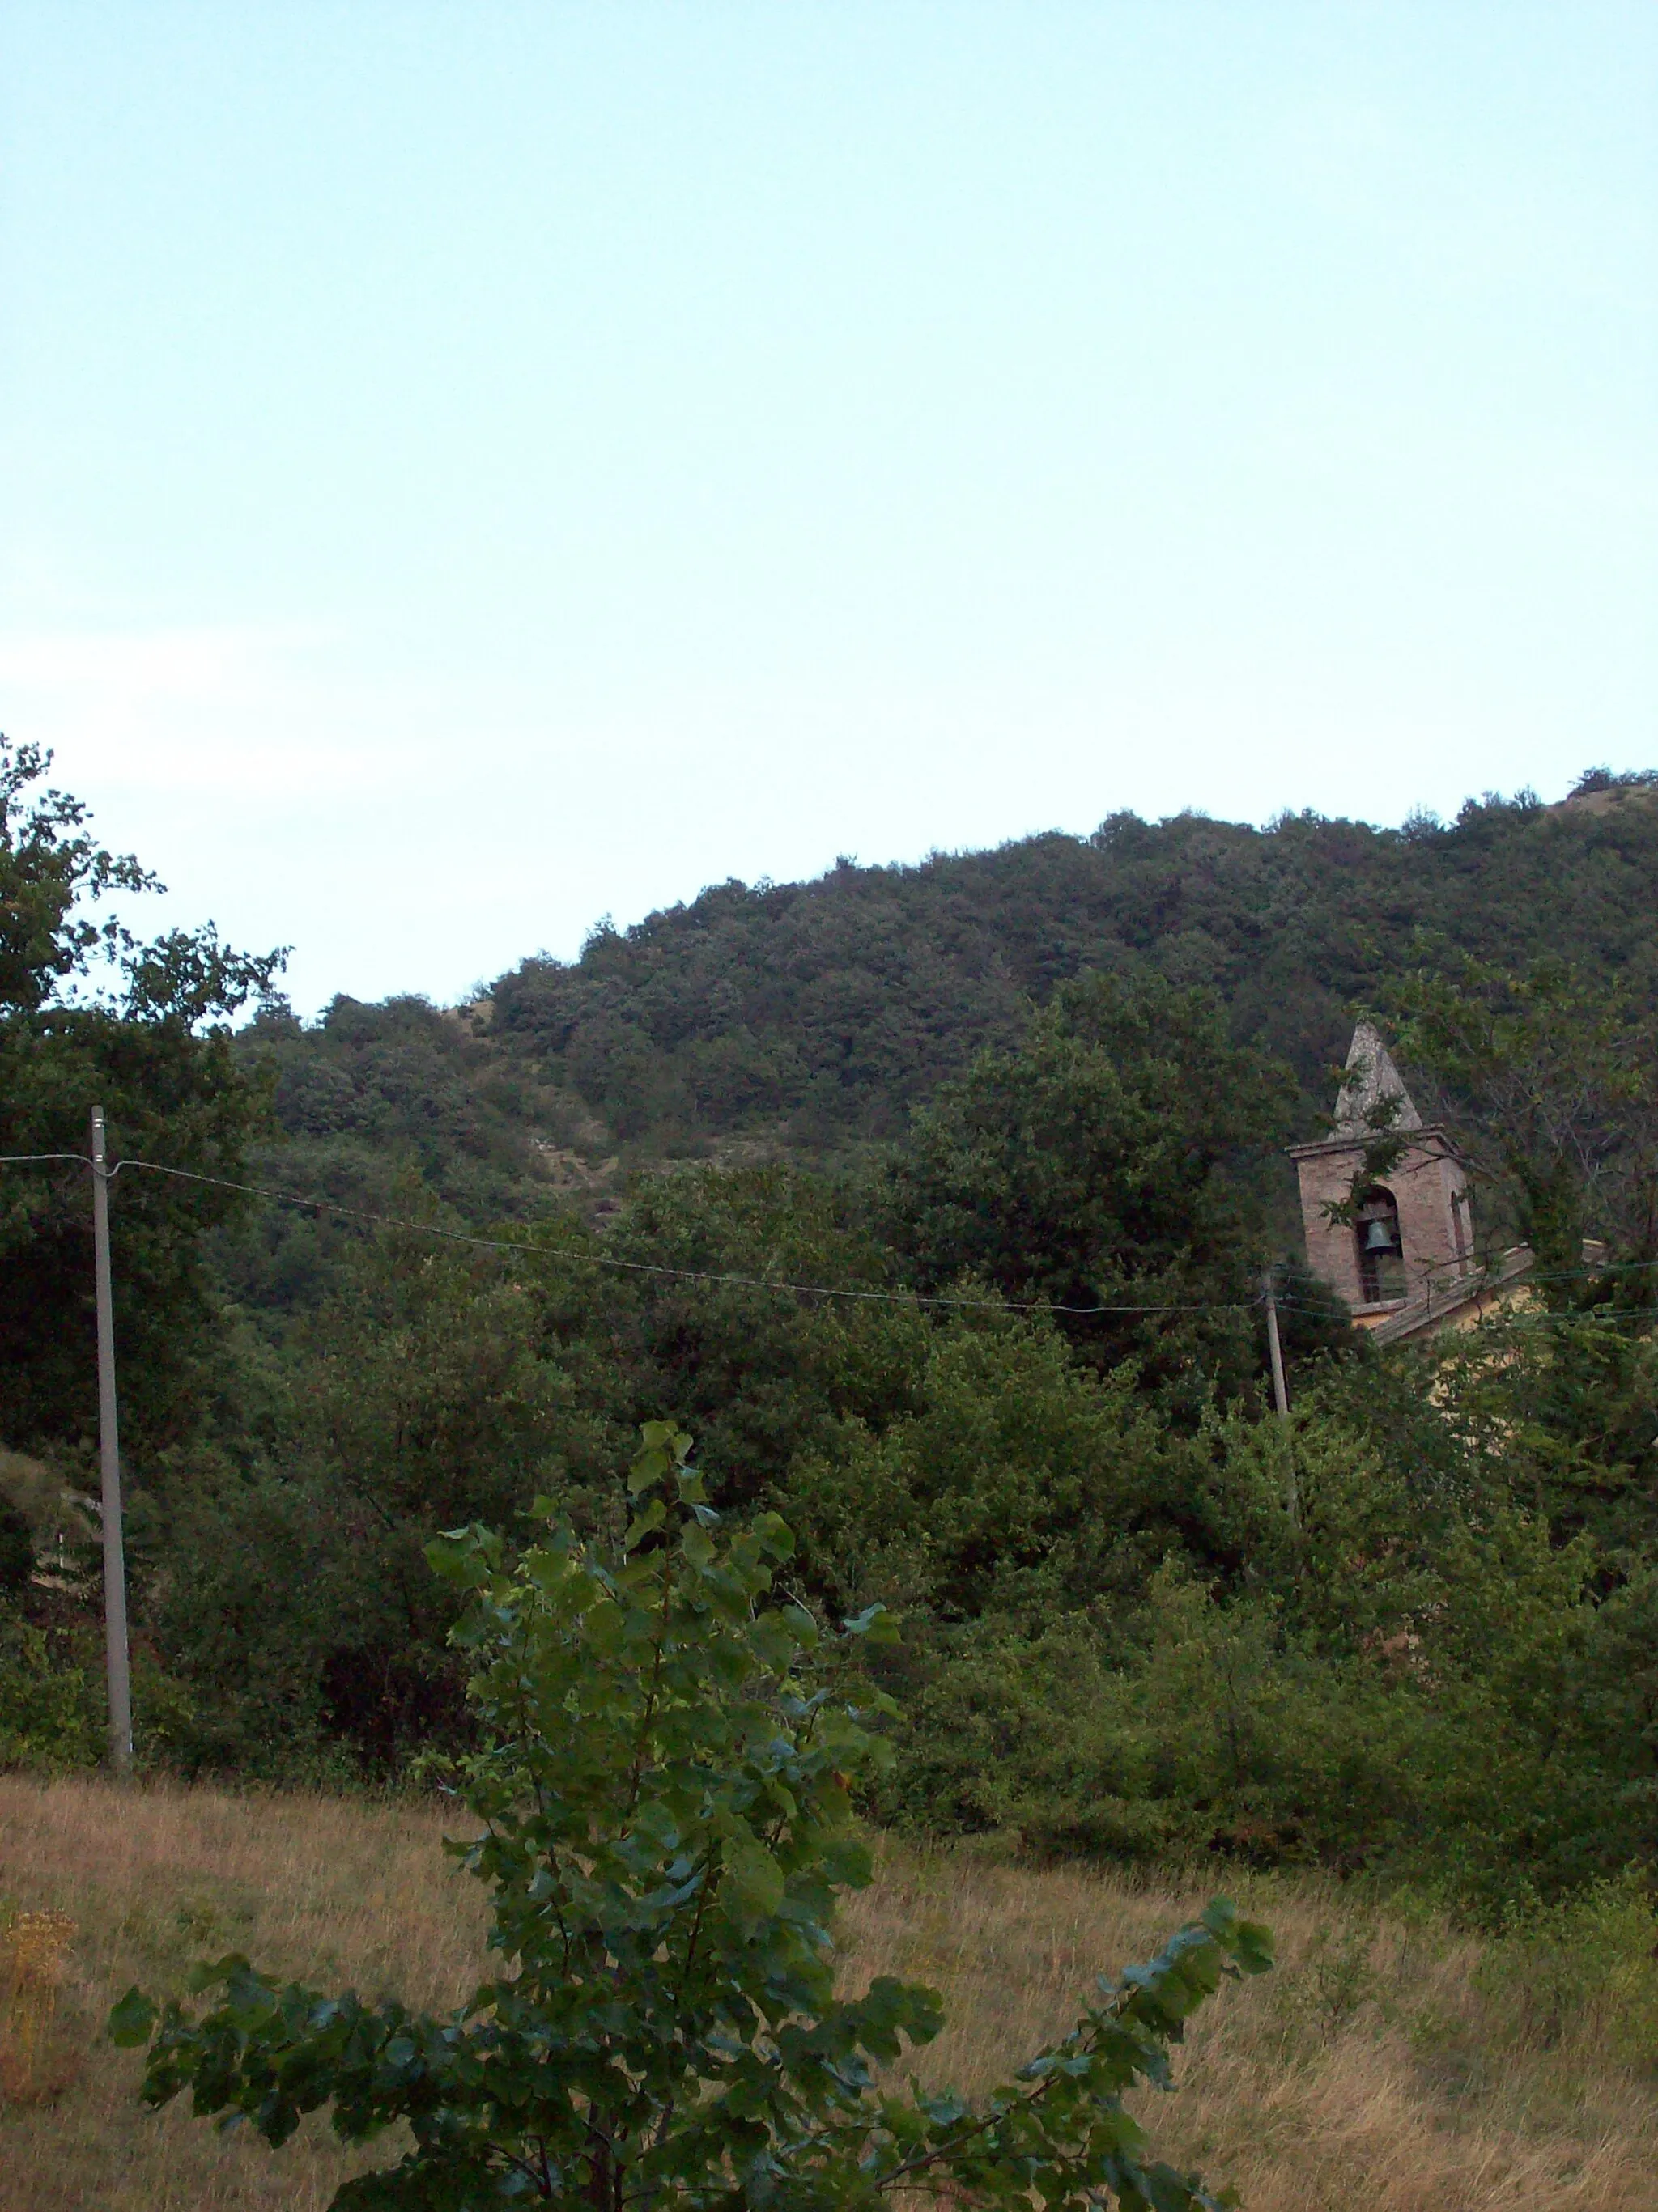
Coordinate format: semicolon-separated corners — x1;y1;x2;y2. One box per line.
1291;1131;1471;1316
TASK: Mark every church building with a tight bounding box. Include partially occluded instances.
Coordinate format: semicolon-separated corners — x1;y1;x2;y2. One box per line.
1288;1025;1506;1343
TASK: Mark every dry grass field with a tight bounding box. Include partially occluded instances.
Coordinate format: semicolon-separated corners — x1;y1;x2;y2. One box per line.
2;1775;1656;2210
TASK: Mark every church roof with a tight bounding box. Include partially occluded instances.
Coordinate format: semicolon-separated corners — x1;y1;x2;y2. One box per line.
1332;1021;1422;1136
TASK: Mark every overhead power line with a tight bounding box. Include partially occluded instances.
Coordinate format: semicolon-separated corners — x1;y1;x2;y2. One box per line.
0;1151;1245;1316
3;1149;1652;1324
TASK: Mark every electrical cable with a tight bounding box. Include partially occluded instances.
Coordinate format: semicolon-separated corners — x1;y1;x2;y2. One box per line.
4;1150;1653;1327
0;1150;1246;1317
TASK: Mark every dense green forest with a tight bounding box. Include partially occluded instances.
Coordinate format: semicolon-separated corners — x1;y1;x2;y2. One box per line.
5;737;1658;1921
491;783;1657;1146
225;771;1658;1279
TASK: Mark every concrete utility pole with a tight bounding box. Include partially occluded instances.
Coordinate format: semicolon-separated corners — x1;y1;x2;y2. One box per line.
1262;1267;1298;1530
1263;1269;1290;1422
91;1106;134;1774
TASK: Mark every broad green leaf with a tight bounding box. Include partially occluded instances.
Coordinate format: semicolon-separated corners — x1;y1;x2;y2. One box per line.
751;1511;796;1561
842;1602;899;1643
719;1836;786;1932
107;1986;156;2048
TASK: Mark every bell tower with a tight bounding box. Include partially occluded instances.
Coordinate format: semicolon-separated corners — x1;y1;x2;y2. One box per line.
1288;1024;1473;1322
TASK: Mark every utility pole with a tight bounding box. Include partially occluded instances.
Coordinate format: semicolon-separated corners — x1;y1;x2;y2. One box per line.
91;1107;134;1774
1263;1268;1290;1422
1262;1265;1298;1529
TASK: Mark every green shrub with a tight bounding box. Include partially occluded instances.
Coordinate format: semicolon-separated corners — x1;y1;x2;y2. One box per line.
784;1316;1201;1626
885;1569;1426;1866
1479;1872;1658;2066
112;1425;1272;2211
0;1618;99;1772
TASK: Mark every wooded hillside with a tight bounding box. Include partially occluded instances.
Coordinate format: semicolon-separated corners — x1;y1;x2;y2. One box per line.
245;776;1658;1211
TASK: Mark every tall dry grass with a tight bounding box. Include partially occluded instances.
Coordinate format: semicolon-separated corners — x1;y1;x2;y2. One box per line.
0;1776;488;2209
0;1776;1655;2209
838;1852;1658;2211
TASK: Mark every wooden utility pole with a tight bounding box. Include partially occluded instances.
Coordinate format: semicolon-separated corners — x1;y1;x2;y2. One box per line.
91;1106;134;1774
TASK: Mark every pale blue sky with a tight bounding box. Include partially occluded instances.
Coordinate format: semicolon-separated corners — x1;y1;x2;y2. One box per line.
3;2;1654;1014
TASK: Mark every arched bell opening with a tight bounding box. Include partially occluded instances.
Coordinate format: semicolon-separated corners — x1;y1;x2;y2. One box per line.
1354;1187;1405;1305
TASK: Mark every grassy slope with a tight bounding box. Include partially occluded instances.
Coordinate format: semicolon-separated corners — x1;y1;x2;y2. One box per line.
2;1779;1656;2210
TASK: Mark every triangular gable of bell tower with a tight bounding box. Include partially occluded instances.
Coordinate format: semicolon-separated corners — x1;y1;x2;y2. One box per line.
1331;1021;1423;1136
